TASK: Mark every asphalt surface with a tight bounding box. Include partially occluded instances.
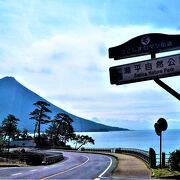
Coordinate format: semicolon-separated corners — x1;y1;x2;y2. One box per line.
0;150;117;179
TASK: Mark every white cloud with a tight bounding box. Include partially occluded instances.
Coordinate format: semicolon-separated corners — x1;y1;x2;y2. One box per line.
0;1;180;129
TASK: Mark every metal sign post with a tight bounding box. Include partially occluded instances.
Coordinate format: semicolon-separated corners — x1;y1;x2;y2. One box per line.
152;52;180;101
154;78;180;101
154;118;168;168
151;52;180;101
109;33;178;169
109;33;180;101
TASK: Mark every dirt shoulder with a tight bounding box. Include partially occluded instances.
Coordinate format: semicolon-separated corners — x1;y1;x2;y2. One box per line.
110;153;151;179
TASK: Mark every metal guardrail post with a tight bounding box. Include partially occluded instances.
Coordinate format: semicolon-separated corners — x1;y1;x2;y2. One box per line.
149;148;156;168
162;152;166;168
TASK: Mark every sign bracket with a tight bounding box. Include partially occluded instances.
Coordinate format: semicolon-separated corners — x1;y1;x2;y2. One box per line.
154;78;180;101
151;52;180;101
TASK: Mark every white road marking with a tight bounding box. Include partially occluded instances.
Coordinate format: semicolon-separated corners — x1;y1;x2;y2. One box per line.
43;167;49;169
96;156;113;179
30;169;37;172
11;172;22;176
0;167;18;170
41;155;90;180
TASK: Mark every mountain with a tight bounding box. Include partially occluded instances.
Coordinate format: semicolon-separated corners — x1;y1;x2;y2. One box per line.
0;76;129;132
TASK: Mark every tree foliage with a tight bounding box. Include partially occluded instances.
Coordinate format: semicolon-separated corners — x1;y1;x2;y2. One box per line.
29;101;51;145
1;114;19;140
75;134;95;150
46;113;75;146
1;114;20;152
0;126;5;151
20;128;29;140
168;149;180;171
0;101;95;150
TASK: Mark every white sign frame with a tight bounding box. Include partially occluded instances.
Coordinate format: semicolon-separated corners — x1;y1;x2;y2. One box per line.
110;53;180;85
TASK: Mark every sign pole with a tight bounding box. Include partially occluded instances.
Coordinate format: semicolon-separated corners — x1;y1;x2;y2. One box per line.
150;52;180;101
154;118;168;169
154;79;180;101
151;52;156;59
160;132;162;168
151;51;178;167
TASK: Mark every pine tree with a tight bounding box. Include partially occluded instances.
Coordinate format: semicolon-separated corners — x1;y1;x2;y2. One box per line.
1;114;19;152
29;101;51;146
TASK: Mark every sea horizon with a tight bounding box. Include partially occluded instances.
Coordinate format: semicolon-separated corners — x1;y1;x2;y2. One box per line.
71;129;180;154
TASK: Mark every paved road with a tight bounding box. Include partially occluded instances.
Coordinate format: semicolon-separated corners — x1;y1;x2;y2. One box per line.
0;150;116;179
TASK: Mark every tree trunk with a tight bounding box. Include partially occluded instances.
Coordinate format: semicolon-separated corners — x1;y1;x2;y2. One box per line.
34;122;38;138
37;120;41;145
75;142;77;149
7;136;10;161
77;142;86;150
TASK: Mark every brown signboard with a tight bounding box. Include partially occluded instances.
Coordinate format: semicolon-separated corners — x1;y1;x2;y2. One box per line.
110;53;180;85
109;33;180;60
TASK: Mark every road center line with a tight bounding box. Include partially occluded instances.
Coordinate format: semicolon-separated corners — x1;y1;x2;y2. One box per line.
97;156;113;178
11;172;22;176
0;167;18;171
41;155;90;180
30;169;37;172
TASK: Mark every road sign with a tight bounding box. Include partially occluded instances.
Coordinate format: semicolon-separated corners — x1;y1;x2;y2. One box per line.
109;33;180;60
110;53;180;85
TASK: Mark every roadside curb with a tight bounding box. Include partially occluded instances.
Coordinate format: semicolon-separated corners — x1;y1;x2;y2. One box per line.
0;164;20;167
152;174;180;179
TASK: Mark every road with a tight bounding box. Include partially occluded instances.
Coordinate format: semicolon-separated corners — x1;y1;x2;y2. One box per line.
0;150;117;179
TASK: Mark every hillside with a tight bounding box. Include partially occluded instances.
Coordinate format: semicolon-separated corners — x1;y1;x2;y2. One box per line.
0;76;129;132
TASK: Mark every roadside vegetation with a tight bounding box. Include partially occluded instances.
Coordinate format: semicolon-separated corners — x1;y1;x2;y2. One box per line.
0;100;95;165
152;168;180;178
152;149;180;178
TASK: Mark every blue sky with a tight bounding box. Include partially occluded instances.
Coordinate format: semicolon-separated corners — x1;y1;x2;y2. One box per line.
0;0;180;129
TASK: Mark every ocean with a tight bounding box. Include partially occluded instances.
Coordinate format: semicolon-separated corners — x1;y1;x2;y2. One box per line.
72;129;180;154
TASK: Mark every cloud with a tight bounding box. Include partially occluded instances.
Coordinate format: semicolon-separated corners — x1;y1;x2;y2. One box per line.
0;0;180;129
102;0;180;29
2;25;180;129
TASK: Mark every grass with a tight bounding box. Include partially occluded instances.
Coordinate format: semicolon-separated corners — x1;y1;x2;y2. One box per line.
152;168;180;178
0;157;27;167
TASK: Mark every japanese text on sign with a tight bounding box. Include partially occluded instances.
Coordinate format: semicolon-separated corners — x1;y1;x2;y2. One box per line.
110;53;180;85
120;41;173;57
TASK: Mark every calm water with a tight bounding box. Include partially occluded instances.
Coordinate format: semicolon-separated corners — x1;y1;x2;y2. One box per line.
72;129;180;154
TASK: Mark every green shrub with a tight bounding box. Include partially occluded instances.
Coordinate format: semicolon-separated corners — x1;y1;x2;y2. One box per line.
168;150;180;171
26;153;43;165
0;140;5;151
